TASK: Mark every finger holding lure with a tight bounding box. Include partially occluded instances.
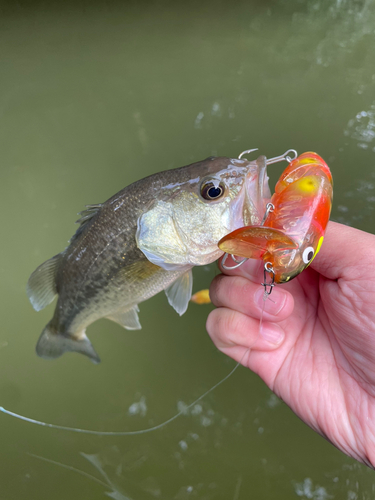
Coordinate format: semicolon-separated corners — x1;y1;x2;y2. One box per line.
219;151;333;291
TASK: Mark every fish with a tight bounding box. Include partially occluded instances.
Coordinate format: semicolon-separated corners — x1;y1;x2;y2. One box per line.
218;152;333;283
27;154;271;363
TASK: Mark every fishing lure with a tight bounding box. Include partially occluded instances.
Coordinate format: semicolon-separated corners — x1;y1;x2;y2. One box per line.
218;152;333;287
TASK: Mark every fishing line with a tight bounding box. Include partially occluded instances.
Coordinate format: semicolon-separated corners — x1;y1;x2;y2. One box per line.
259;294;267;336
0;353;247;436
27;453;109;488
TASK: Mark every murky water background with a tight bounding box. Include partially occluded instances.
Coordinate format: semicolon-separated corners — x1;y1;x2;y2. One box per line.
1;0;375;498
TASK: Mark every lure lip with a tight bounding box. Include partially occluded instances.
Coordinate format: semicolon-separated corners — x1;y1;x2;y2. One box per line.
218;226;299;260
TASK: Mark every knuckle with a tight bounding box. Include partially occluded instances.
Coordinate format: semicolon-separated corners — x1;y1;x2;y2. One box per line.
206;310;216;336
225;309;244;336
225;279;239;306
217;309;234;334
209;274;227;306
206;309;237;347
210;275;253;312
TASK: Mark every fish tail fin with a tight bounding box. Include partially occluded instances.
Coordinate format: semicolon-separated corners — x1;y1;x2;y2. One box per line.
36;322;101;364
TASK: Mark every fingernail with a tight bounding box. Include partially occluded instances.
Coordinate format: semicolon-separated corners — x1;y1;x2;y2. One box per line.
255;288;286;316
260;323;285;345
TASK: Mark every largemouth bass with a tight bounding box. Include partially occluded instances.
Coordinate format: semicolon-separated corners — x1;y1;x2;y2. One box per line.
27;155;270;363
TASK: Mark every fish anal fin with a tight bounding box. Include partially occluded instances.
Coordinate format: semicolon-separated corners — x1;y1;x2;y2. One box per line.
218;226;298;259
107;305;142;330
36;322;101;364
165;270;193;316
36;322;100;363
26;254;61;312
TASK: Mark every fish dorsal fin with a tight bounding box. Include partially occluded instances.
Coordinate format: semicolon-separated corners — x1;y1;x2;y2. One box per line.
76;204;102;226
107;305;142;330
218;226;298;259
165;270;193;316
26;254;61;311
70;204;102;243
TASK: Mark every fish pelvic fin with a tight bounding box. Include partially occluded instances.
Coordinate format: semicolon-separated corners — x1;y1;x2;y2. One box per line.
165;269;193;316
26;254;62;312
36;322;101;364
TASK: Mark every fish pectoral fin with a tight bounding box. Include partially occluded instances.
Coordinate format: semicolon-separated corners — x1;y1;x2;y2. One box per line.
107;305;142;330
218;226;298;259
165;270;193;316
36;322;101;364
27;253;62;311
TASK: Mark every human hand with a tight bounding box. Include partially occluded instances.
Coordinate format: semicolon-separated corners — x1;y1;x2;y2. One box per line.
207;221;375;468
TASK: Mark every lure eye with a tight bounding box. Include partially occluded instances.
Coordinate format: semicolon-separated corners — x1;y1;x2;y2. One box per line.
302;246;315;264
200;179;226;201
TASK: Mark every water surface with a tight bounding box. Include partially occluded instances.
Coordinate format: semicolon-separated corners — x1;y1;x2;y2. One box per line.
1;1;375;498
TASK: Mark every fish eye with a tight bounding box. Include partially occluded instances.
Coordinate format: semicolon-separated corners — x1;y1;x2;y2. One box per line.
302;246;315;264
200;179;226;201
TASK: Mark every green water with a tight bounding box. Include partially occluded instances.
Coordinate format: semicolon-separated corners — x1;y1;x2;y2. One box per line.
1;0;375;498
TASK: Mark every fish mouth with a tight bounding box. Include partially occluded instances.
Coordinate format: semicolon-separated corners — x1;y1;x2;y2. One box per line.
242;157;271;227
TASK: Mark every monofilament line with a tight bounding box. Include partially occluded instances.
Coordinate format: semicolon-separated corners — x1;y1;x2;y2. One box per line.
27;453;109;488
0;357;245;436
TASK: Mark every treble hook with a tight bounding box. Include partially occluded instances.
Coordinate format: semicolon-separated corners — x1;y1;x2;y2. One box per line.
260;202;274;226
266;149;297;165
221;252;247;270
262;262;275;297
238;148;258;160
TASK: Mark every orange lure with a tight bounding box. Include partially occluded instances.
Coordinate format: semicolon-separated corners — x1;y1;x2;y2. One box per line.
218;152;333;283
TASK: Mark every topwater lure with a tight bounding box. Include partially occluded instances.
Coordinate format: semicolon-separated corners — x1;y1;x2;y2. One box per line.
218;152;333;287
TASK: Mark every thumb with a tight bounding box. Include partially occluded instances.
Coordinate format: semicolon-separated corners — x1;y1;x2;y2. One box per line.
310;221;375;281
